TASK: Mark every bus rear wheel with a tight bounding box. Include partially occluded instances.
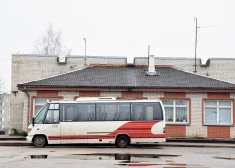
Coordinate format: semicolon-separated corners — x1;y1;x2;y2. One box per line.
33;135;46;147
116;135;129;148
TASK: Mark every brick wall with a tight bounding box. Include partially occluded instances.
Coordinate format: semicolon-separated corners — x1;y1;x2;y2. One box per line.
143;92;164;100
165;125;186;137
10;92;24;131
100;92;122;98
121;92;144;99
207;126;230;138
186;93;207;138
58;91;79;100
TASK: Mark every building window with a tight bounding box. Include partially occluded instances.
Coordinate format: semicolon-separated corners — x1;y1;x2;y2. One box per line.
34;98;61;116
0;110;4;114
162;100;188;123
0;102;4;107
204;100;232;124
0;125;2;129
0;118;3;122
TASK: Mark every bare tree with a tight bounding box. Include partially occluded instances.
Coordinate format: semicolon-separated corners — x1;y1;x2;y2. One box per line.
33;23;71;56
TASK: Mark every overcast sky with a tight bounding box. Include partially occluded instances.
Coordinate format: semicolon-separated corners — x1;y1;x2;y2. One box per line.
0;0;235;91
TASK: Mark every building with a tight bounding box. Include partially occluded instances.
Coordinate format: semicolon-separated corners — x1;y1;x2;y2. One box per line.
0;93;11;132
12;54;235;139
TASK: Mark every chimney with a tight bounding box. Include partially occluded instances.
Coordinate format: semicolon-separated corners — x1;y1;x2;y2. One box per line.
146;55;157;75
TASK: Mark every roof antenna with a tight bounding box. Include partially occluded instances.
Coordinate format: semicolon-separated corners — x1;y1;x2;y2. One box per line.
148;45;150;65
193;17;213;73
194;17;198;73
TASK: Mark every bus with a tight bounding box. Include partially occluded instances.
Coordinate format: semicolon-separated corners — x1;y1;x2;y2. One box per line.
27;97;166;148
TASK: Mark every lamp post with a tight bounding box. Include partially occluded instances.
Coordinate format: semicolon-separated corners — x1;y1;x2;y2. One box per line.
84;38;87;66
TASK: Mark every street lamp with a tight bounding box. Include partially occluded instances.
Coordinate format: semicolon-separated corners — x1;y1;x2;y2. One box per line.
84;38;87;66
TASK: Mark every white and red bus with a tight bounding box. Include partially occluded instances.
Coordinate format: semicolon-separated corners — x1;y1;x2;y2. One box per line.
27;97;166;147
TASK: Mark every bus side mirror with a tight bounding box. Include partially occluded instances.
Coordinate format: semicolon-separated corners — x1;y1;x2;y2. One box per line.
32;117;35;127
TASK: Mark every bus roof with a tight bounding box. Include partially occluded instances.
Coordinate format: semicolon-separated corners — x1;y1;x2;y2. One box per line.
48;97;161;104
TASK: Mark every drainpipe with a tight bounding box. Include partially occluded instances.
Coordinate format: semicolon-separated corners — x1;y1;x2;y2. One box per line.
24;86;30;126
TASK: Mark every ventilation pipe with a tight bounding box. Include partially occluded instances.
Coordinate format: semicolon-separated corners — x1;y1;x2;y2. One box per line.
146;55;157;75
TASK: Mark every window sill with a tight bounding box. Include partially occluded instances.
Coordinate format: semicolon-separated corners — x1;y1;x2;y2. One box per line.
166;122;190;126
202;124;234;127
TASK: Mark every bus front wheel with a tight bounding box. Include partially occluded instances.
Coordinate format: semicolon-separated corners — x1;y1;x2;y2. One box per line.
33;135;46;147
116;135;129;148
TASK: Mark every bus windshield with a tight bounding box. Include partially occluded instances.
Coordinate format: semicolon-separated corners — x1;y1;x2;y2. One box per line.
34;103;49;124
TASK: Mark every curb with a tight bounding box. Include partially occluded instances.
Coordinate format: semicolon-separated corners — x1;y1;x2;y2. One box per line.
0;141;33;146
166;138;235;144
0;137;26;141
158;142;235;148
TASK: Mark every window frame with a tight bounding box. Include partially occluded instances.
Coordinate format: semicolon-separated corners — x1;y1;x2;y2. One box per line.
44;103;60;124
204;99;233;125
162;99;189;124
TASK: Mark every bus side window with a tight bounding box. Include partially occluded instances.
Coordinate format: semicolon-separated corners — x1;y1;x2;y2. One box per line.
61;104;77;122
118;104;130;121
131;103;144;121
104;104;116;121
77;104;95;121
78;104;89;121
96;103;116;121
96;104;103;121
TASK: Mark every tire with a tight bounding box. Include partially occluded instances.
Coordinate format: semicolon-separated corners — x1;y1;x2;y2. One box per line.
116;135;129;148
33;135;46;147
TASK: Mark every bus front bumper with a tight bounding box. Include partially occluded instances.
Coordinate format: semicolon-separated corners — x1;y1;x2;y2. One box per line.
26;135;33;142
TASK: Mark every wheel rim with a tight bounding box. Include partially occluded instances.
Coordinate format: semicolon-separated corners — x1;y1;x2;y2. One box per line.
35;136;44;146
118;138;127;147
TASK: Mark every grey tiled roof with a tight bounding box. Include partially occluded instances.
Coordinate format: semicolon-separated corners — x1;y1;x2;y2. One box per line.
17;66;235;89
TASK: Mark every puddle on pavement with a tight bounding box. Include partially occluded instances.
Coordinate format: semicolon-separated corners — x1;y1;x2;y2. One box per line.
70;153;180;161
30;153;179;161
30;155;48;159
29;153;206;167
214;156;235;160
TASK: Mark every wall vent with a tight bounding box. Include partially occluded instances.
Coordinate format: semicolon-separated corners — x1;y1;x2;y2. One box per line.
57;55;67;64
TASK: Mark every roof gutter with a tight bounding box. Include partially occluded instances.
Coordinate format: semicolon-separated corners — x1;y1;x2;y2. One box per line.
24;86;30;127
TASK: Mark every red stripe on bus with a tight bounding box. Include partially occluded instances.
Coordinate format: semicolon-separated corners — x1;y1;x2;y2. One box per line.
48;121;166;140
